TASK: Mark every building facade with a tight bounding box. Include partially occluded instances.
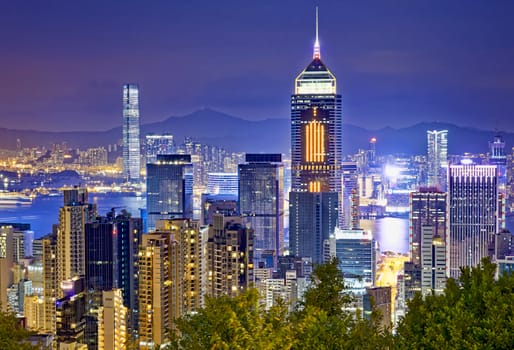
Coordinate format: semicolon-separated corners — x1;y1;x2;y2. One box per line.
122;83;141;183
207;214;254;298
427;130;448;188
449;164;498;278
289;11;342;263
238;153;284;266
146;154;193;231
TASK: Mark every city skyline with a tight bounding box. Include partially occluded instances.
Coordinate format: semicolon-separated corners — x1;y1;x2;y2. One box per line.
2;1;514;132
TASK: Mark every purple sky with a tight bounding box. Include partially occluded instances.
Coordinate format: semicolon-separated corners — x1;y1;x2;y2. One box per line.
1;0;514;131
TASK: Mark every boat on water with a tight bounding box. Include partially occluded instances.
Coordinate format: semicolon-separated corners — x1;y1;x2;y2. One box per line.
0;191;33;206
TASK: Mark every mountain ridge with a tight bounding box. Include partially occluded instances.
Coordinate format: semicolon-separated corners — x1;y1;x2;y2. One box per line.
0;109;509;155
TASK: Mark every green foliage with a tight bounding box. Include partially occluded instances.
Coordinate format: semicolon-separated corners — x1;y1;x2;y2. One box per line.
168;257;391;350
395;258;514;350
0;310;37;350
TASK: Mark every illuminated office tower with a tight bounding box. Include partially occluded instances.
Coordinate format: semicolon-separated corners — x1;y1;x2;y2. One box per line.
449;164;498;278
409;190;448;266
427;130;448;188
342;162;359;229
408;190;448;297
57;188;95;297
289;9;341;263
122;83;141;183
146;155;193;231
331;228;376;295
489;135;507;229
207;214;254;298
0;226;13;312
85;209;142;339
239;154;284;265
207;172;239;196
145;133;175;164
98;289;127;350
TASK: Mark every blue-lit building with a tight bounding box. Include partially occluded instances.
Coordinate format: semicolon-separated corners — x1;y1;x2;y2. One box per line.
207;172;239;196
146;154;193;231
449;164;498;279
238;153;284;266
122;84;141;183
331;228;376;294
145;133;175;164
289;10;341;264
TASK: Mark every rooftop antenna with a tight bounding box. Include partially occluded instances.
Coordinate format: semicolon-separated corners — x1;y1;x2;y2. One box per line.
313;7;321;59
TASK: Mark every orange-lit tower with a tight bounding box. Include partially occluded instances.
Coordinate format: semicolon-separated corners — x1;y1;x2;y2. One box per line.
289;8;341;263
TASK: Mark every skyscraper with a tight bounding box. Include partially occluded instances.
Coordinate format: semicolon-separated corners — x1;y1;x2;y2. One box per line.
145;134;175;164
207;214;254;298
289;9;341;263
449;164;498;278
408;190;448;296
239;153;284;265
427;130;448;188
122;84;141;183
98;289;128;350
57;188;95;297
146;154;193;231
489;135;507;229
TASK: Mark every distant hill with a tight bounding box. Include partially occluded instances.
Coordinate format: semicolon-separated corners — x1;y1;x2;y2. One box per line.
0;109;510;155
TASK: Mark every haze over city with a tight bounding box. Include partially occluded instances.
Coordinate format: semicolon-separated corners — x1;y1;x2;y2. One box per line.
2;0;514;131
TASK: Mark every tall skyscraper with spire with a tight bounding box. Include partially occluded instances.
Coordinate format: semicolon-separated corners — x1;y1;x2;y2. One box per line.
122;84;141;183
289;8;341;264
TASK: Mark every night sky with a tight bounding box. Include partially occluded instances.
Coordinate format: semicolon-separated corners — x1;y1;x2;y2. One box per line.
2;0;514;132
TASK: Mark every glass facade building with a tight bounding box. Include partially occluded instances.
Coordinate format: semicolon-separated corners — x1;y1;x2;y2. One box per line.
122;84;141;183
145;134;175;164
333;228;376;294
427;130;448;188
146;155;193;231
449;164;498;278
238;153;284;265
289;11;341;263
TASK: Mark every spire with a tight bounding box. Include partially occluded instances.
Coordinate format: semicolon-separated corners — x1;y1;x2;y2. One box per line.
313;7;320;59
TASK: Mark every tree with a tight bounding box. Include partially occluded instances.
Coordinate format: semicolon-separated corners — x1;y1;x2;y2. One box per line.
292;257;392;350
0;310;37;350
395;258;514;350
167;288;293;350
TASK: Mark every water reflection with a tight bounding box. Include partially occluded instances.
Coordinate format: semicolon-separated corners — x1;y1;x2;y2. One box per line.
361;217;409;254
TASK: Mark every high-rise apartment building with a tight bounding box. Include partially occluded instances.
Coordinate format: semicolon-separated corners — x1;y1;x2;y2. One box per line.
145;133;175;164
98;289;128;350
57;188;95;297
289;10;341;263
122;83;141;183
207;214;254;298
40;233;58;334
146;154;193;231
0;226;13;312
157;219;206;312
449;164;498;278
427;130;448;188
239;153;284;265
